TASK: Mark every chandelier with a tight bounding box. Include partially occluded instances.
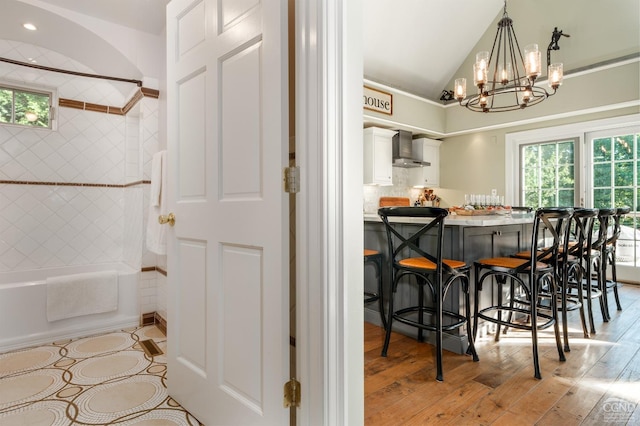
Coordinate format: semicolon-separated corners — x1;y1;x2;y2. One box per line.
454;1;568;113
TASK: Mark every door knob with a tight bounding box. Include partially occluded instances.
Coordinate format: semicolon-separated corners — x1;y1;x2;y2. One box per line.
158;213;175;226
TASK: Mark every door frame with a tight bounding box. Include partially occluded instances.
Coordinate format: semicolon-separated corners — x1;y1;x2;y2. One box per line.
295;0;364;424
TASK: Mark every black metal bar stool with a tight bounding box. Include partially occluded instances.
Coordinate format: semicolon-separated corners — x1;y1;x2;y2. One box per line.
473;207;572;379
364;249;386;328
378;206;478;382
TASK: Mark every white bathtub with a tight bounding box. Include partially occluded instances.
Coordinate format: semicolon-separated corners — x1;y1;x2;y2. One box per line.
0;263;139;353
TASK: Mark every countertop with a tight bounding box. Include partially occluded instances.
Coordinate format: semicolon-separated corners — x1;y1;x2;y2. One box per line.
363;212;535;226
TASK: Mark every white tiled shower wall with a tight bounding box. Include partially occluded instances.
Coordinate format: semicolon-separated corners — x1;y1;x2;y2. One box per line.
0;106;134;271
0;41;162;318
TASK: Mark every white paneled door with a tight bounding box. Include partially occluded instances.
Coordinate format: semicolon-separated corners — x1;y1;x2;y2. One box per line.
165;0;289;424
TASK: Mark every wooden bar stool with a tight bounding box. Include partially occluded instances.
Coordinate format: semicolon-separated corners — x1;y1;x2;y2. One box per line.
512;208;595;351
566;208;609;335
364;249;386;328
561;208;598;346
591;208;616;323
378;206;478;382
602;206;630;316
473;207;572;379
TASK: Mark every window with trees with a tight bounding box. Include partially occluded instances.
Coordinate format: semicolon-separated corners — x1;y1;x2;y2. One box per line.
0;84;52;129
588;129;639;268
521;139;577;209
507;116;640;279
591;132;638;210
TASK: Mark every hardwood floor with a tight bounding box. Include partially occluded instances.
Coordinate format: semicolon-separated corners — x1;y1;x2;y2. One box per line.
364;284;640;425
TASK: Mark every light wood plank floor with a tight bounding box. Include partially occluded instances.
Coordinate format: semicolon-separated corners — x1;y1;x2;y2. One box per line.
365;284;640;425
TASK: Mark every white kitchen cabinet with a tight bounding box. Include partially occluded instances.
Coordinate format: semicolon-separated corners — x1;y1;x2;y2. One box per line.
410;137;441;187
363;127;395;185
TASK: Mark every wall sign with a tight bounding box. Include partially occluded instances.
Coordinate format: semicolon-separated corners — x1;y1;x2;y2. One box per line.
363;86;392;115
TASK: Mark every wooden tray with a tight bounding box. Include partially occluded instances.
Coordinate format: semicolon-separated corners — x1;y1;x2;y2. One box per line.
452;208;498;216
379;197;411;207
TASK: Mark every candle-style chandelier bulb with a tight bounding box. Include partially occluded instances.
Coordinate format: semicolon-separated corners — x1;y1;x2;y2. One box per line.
548;63;563;90
454;78;467;101
524;44;541;79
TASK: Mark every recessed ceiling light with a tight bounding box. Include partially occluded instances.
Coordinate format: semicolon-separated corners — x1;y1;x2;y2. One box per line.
23;23;37;31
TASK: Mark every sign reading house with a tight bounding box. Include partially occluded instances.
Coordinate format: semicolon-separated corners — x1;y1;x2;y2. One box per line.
363;86;392;115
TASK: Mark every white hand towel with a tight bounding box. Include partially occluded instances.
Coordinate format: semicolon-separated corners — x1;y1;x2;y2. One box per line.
146;150;168;255
149;151;163;207
46;270;118;322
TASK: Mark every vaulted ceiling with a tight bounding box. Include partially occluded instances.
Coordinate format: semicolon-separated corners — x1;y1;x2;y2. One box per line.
363;0;504;101
364;0;640;103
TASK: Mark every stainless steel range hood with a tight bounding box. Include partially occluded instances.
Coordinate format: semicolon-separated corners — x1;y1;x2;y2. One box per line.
392;130;431;168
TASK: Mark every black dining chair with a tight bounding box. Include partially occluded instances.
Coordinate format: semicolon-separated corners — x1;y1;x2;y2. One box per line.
378;206;478;381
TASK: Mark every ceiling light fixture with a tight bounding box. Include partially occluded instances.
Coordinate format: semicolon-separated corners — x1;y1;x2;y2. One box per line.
23;23;37;31
454;0;569;113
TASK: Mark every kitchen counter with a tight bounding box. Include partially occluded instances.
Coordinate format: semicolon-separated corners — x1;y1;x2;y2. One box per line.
363;211;535;226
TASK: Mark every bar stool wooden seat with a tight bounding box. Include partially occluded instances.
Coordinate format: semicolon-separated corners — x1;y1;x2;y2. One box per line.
511;206;534;213
364;249;386;328
378;206;478;382
473;207;572;379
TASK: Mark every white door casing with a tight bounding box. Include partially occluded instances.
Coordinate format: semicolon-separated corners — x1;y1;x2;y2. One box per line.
294;0;364;424
166;0;289;424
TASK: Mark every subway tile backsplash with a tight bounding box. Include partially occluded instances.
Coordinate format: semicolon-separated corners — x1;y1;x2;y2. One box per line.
363;168;424;213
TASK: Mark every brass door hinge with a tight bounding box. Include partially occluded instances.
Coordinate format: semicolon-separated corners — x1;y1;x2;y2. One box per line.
283;378;301;408
283;166;300;194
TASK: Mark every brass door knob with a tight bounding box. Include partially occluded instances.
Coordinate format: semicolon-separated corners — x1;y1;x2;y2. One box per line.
158;213;175;226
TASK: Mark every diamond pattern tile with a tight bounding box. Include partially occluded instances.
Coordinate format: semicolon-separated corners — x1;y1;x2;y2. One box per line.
0;39;159;319
0;186;127;271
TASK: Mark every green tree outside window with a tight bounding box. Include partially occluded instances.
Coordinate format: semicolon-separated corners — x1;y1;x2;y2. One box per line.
521;139;576;209
0;85;51;128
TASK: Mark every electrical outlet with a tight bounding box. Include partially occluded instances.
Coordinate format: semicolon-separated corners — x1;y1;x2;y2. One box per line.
491;189;497;196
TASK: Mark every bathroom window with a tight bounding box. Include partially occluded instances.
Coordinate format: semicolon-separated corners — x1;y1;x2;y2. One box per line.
0;83;53;129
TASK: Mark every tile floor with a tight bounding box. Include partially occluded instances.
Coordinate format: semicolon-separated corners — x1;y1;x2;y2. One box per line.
0;326;203;425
